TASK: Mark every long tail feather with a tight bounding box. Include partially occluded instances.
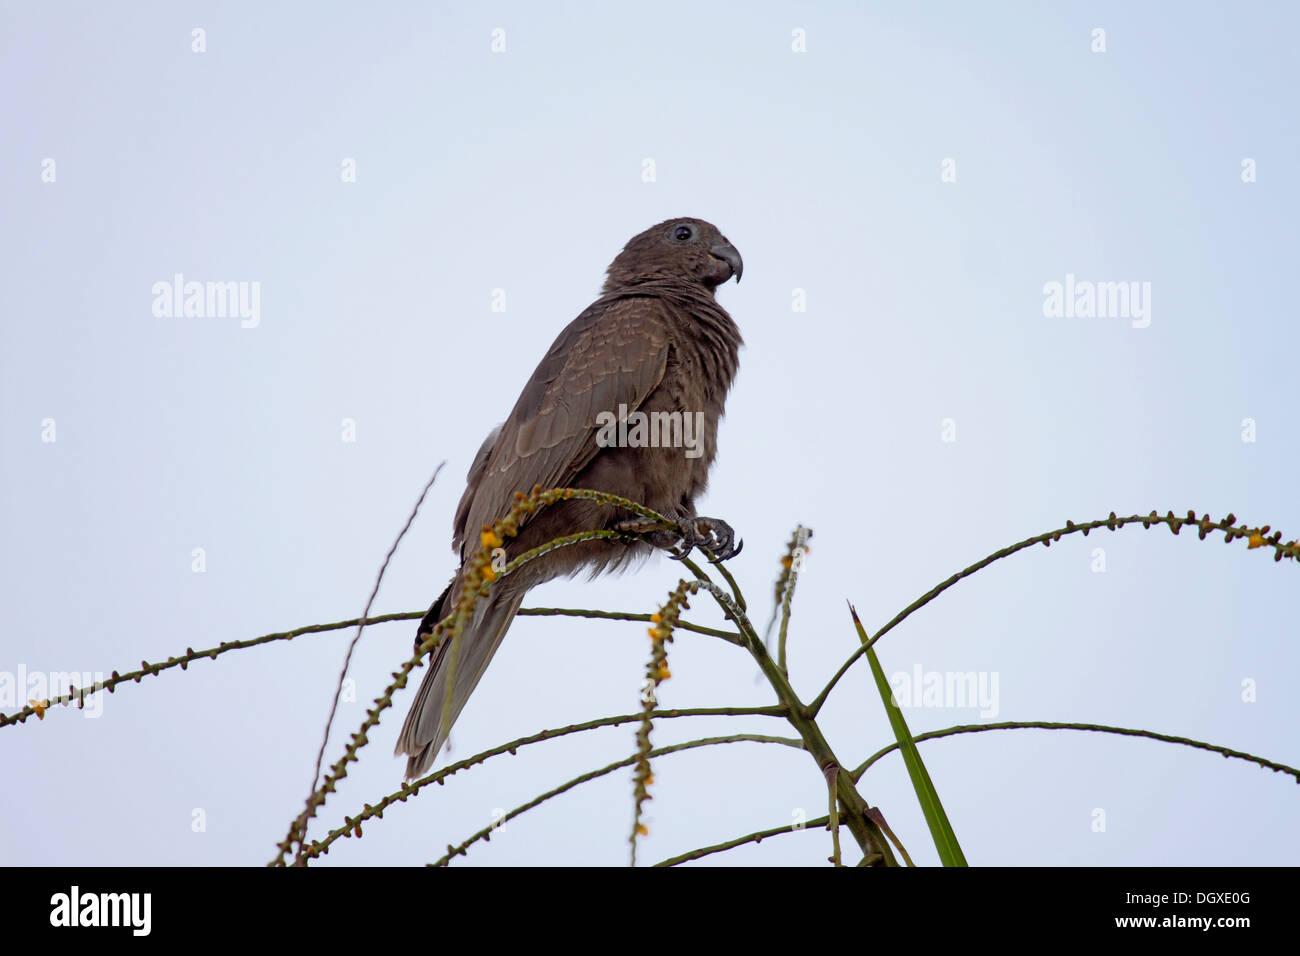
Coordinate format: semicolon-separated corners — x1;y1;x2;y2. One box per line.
395;589;524;779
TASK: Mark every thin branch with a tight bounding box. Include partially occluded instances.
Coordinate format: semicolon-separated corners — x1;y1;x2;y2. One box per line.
0;612;424;729
294;463;445;865
0;605;734;731
712;560;748;613
631;580;695;864
302;705;788;860
517;606;742;644
431;733;804;867
851;720;1300;783
777;526;811;676
654;814;834;867
809;510;1299;717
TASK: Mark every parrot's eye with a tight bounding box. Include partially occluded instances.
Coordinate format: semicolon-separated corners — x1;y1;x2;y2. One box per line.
672;225;694;241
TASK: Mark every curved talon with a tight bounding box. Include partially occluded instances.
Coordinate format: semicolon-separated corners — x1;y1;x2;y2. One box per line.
691;516;741;563
668;521;699;560
708;536;743;563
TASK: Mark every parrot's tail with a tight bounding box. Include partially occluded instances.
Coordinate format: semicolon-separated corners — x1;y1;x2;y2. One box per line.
395;584;524;779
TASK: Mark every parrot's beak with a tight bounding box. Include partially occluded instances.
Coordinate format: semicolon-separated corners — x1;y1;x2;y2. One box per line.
709;241;743;284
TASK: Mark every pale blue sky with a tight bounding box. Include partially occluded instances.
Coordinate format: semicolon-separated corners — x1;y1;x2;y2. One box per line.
2;1;1297;866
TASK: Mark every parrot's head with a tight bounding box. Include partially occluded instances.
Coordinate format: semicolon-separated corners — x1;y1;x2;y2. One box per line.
603;217;743;294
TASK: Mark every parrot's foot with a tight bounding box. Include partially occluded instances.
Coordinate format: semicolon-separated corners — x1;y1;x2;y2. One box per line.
614;515;743;563
682;516;743;562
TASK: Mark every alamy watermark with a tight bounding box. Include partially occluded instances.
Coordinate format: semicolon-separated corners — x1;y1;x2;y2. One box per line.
594;404;706;459
889;664;1000;718
1042;274;1151;328
152;274;260;328
1;666;106;718
50;886;150;936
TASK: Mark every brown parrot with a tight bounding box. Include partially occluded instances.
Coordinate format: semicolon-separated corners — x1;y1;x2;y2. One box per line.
395;217;744;778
